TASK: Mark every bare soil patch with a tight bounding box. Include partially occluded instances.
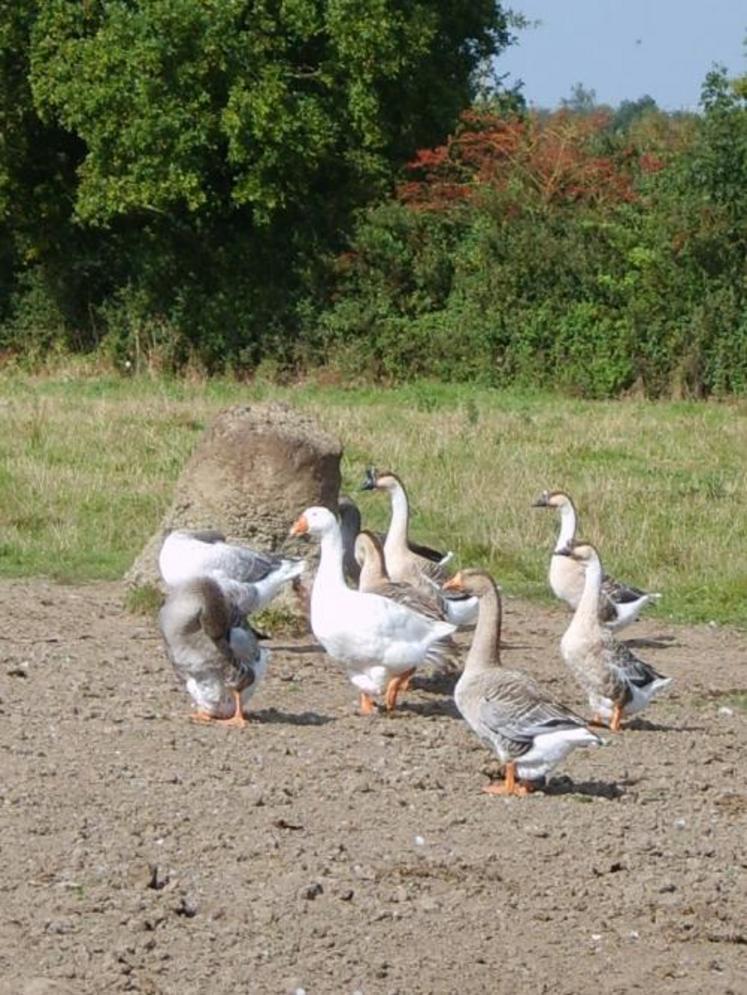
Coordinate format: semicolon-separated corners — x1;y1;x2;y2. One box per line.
1;580;745;994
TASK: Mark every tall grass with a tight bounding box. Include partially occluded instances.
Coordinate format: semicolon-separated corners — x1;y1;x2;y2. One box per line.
0;370;745;626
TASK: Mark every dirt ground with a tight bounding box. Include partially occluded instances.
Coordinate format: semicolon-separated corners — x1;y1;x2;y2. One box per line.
0;579;745;995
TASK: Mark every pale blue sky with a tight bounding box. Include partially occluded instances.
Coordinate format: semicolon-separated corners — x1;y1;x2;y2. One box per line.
499;0;746;111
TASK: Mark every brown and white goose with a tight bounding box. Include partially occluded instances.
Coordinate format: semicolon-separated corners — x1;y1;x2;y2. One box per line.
557;542;672;731
159;576;270;726
360;467;453;590
532;490;660;629
444;569;601;796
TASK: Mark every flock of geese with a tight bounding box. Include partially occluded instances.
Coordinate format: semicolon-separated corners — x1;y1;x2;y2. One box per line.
158;469;672;796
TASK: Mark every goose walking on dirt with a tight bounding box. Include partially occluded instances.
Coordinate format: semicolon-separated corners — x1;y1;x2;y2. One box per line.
159;576;270;727
360;468;453;591
532;490;660;629
159;529;305;614
290;507;456;715
557;542;672;731
444;569;601;796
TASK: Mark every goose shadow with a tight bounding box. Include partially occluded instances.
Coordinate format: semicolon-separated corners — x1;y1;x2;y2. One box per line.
621;634;678;651
391;697;462;720
251;707;335;727
411;671;460;696
270;642;325;655
623;716;702;733
542;775;625;800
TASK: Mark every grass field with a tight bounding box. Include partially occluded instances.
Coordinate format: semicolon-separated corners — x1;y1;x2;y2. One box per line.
1;369;745;626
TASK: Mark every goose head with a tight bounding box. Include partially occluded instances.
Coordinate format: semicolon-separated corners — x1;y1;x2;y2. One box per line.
443;568;499;600
360;467;401;493
289;506;338;538
554;540;600;566
532;489;574;510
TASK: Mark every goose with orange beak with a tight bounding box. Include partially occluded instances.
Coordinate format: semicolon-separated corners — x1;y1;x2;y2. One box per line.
444;568;600;796
290;506;456;715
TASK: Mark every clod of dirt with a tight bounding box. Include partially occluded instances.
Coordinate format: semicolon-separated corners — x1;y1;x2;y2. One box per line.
300;883;324;901
174;896;198;918
147;864;169;891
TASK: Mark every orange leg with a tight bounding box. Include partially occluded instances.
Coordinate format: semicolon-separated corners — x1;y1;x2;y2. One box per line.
385;668;416;712
609;703;624;732
359;692;376;716
482;761;534;797
190;690;246;728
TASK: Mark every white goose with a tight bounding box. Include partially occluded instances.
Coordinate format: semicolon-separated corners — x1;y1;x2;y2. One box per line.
159;576;270;726
445;569;600;795
290;507;457;714
360;468;453;591
158;529;305;613
533;490;660;629
558;542;672;731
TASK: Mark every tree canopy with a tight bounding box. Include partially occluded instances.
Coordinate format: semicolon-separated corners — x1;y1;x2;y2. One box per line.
1;0;513;362
1;6;745;398
29;0;510;224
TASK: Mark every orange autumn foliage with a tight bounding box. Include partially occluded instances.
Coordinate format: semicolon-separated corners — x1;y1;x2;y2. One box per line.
397;109;643;211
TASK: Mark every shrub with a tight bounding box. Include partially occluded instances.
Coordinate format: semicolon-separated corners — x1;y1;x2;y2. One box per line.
315;72;747;398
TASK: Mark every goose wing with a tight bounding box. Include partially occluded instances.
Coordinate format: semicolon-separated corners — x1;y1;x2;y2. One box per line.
331;589;456;669
373;580;444;621
160;530;287;586
609;642;668;690
478;672;590;753
407;537;450;564
214;544;288;583
602;573;650;604
184;528;226;544
192;607;260;693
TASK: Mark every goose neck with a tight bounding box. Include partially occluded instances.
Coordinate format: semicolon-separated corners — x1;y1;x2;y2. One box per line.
383;481;409;553
315;526;347;595
465;583;502;675
570;556;604;632
554;501;577;551
358;548;387;592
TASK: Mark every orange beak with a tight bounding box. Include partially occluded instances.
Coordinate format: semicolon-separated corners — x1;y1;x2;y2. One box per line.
442;571;464;593
289;513;309;537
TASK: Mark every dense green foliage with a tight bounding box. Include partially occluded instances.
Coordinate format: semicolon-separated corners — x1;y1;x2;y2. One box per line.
316;69;747;397
1;5;746;397
0;0;512;367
